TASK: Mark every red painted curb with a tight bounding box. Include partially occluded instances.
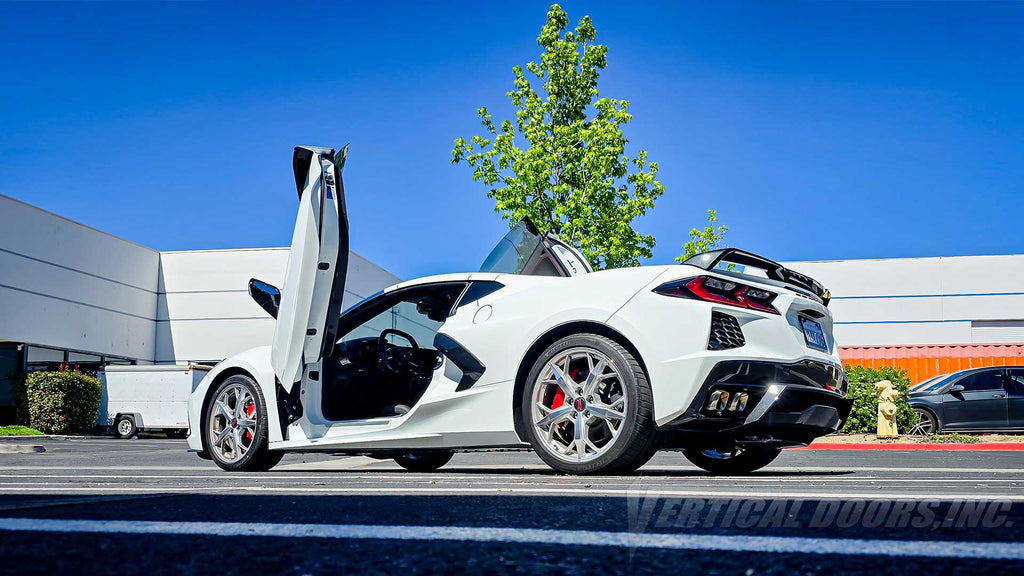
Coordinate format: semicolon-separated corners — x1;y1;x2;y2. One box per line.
798;442;1024;451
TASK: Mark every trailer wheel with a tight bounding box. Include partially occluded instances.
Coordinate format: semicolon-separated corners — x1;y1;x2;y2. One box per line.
115;415;138;439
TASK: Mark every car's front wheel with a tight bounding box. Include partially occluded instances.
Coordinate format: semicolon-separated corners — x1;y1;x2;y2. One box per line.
522;333;659;475
204;375;283;472
909;407;938;435
682;446;782;475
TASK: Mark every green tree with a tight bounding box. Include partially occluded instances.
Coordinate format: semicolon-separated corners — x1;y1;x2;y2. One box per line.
676;209;728;263
451;4;664;269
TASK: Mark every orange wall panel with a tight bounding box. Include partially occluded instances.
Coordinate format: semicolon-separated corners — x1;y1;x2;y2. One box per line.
839;344;1024;385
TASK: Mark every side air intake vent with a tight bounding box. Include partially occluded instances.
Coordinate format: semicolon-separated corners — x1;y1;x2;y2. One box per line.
708;312;745;350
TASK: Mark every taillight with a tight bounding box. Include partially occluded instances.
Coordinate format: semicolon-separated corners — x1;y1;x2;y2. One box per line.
654;276;780;314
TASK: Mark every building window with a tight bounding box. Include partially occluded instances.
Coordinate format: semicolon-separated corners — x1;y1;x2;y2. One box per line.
26;346;63;363
67;351;103;373
971;320;1024;343
26;346;64;372
24;345;136;373
67;352;101;363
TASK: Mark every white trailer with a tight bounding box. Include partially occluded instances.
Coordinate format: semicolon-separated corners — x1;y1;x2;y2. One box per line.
98;364;212;439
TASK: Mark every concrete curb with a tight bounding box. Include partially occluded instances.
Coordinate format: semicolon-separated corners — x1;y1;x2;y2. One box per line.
0;444;46;454
799;442;1024;451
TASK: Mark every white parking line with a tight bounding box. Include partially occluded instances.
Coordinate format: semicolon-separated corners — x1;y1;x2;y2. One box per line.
0;466;210;472
2;465;1023;474
0;474;1019;483
1;485;1022;500
0;518;1020;560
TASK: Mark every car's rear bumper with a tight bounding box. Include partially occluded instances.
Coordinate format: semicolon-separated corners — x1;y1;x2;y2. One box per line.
659;359;853;448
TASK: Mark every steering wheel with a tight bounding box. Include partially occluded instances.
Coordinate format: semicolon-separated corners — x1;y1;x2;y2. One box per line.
378;329;420;374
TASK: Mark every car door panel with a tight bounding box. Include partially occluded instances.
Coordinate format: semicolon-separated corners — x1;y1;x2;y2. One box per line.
1006;369;1024;429
305;148;348;360
941;370;1008;430
271;146;349;392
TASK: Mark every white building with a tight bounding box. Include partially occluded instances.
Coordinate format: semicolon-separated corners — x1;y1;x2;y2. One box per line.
783;255;1024;346
0;194;399;422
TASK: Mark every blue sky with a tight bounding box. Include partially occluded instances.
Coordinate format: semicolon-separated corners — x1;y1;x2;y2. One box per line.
2;1;1022;279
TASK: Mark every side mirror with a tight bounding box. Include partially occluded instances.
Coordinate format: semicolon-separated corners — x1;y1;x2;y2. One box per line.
248;278;281;319
948;384;965;394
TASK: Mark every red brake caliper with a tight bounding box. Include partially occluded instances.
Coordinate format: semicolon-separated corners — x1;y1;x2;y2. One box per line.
244;402;255;440
548;369;581;410
551;388;565;409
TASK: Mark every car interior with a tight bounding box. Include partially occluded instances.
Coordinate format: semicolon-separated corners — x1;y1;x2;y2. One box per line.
320;283;467;421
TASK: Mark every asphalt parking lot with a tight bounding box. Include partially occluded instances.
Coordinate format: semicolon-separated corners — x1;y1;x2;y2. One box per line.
1;437;1023;575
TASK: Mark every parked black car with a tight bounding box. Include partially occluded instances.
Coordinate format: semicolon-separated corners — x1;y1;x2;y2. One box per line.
909;367;1024;434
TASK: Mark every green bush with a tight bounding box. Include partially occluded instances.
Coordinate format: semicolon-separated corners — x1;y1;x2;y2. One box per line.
23;370;102;434
841;364;918;434
928;433;979;444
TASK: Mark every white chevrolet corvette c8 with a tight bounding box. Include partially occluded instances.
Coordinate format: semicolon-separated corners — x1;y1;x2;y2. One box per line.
187;145;851;475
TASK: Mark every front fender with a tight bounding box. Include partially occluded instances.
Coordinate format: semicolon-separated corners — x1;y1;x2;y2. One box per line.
186;346;281;451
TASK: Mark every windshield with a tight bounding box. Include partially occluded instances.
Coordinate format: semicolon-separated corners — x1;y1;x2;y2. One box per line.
479;220;544;274
919;371;967;392
911;375;942;390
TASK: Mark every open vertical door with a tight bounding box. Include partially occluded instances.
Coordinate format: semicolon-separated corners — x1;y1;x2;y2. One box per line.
271;146;350;394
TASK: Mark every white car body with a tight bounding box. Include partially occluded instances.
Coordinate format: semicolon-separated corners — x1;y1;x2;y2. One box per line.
188;145;851;473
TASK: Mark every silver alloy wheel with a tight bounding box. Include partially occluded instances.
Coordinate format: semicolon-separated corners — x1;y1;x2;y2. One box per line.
207;383;258;464
530;347;627;463
909;408;935;435
117;418;133;437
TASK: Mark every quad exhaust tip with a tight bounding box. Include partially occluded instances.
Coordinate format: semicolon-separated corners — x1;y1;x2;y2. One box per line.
706;389;749;413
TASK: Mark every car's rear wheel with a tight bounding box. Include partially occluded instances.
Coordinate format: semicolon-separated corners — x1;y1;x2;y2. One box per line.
683;446;782;475
394;451;454;472
909;408;938;435
522;334;659;475
204;375;283;472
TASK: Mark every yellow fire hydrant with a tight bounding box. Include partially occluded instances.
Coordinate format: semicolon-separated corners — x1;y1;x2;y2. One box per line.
874;379;899;439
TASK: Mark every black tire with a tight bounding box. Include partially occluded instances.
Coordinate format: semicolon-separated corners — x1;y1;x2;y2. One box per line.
521;333;660;475
203;374;284;472
683;446;782;475
115;415;137;439
394;451;454;472
910;407;939;435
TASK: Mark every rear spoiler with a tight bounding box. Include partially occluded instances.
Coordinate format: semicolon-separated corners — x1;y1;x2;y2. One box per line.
682;248;831;306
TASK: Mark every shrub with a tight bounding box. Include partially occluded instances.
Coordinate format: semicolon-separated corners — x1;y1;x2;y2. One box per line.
841;364;918;434
23;370;102;434
928;433;979;444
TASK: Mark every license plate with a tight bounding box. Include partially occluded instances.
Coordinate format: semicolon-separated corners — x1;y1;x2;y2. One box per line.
800;317;828;351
